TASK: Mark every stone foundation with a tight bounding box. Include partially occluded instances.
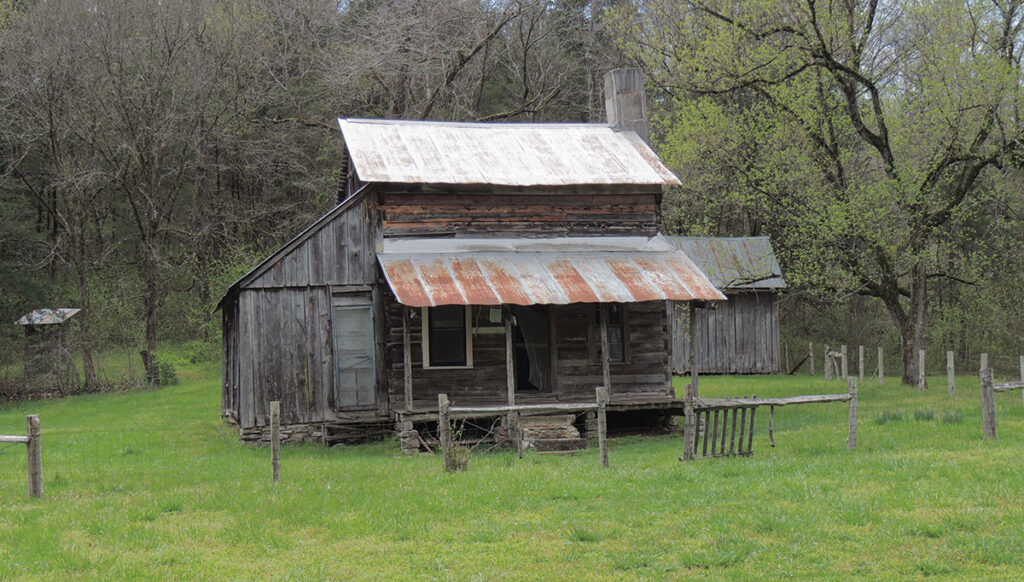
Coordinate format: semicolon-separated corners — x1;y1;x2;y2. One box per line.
239;423;326;445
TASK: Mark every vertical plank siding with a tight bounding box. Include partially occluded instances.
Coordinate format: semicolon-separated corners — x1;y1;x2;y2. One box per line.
247;198;374;289
224;197;379;429
672;292;781;374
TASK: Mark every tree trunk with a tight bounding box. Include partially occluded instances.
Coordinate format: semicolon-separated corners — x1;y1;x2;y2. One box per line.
143;247;160;385
879;264;929;387
888;265;928;386
75;253;97;390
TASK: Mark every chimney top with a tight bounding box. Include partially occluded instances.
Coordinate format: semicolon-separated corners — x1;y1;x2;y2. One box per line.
604;68;649;143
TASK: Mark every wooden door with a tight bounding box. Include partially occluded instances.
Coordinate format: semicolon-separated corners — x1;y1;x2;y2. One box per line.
332;304;376;409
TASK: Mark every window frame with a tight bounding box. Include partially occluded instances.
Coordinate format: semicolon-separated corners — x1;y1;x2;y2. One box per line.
422;305;474;369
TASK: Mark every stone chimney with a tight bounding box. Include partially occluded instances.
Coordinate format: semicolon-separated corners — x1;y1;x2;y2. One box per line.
604;68;649;143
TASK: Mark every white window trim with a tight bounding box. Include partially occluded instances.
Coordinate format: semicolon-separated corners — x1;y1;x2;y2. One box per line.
422;305;474;369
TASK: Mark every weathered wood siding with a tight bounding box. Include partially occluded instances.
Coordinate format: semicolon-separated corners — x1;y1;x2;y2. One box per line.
221;302;240;421
378;186;661;238
554;302;672;398
671;292;781;374
234;287;334;428
224;196;383;429
383;295;672;407
246;196;377;289
384;298;508;408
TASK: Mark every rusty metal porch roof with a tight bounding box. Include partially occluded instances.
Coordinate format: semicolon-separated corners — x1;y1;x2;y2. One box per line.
377;235;725;307
338;118;680;187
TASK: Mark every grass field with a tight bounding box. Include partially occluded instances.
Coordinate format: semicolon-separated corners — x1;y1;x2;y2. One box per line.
2;364;1024;580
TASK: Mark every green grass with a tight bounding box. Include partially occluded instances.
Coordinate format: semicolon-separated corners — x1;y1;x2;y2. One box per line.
2;369;1024;580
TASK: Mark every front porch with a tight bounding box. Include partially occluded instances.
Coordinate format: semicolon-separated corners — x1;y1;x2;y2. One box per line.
393;391;686;454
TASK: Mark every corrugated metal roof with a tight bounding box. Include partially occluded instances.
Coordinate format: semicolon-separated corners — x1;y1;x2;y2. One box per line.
338;118;681;187
664;236;785;290
378;235;724;307
15;308;81;326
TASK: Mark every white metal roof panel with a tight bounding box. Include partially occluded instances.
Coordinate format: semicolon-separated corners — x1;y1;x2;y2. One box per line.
338;118;681;187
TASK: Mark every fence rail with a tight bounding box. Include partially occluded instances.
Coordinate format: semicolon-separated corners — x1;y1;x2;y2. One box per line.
3;415;41;498
438;389;609;471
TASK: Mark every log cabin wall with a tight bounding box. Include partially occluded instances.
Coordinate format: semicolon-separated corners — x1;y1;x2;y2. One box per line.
671;291;781;374
377;184;662;238
553;301;672;398
383;294;673;408
223;194;382;429
384;297;509;409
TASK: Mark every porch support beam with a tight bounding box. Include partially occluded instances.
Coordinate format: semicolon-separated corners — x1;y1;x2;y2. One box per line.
505;310;515;407
403;307;413;410
600;304;612;397
689;302;700;399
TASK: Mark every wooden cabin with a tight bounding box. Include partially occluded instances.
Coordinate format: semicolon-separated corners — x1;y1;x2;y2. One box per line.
218;69;725;449
666;237;785;374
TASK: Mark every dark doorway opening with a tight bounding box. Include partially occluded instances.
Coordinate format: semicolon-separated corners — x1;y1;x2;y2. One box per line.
511;306;551;394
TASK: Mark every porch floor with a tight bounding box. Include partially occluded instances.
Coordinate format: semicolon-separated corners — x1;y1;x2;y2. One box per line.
395;392;685;422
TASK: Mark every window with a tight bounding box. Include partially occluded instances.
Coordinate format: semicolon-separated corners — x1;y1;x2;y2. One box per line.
589;303;627;363
423;305;473;368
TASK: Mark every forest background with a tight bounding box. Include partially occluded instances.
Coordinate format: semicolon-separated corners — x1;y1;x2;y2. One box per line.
1;0;1021;393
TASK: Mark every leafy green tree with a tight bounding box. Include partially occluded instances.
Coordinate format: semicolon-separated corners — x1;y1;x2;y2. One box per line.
615;0;1024;384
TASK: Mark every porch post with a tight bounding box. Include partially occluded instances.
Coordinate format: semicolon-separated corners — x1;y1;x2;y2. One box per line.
689;302;699;398
505;310;515;407
403;307;413;410
599;304;612;397
505;309;516;435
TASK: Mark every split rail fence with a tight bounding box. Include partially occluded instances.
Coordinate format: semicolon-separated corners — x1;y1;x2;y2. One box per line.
800;344;1023;396
1;415;42;498
978;366;1024;439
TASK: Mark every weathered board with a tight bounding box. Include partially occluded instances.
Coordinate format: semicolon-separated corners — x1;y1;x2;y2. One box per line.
671;291;781;374
246;196;376;289
221;195;381;430
379;187;661;238
384;296;673;409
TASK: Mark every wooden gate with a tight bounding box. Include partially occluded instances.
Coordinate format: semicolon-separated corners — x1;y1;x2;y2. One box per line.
695;406;756;458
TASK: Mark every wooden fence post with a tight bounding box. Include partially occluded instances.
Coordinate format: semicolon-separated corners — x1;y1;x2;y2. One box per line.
878;347;884;385
26;415;41;499
847;378;858;451
515;411;524;459
596;386;609;468
768;406;775;447
980;352;988;374
438;394;456;472
858;345;864;384
946;351;955;397
681;383;695;461
270;401;280;484
1019;355;1023;408
980;368;997;439
918;350;927;392
841;344;848;379
824;344;833;381
809;342;815;376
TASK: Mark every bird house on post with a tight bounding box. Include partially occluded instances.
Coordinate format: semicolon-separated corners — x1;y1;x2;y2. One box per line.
15;308;80;378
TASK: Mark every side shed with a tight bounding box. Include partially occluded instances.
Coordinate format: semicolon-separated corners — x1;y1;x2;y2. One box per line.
667;237;785;374
15;308;80;377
